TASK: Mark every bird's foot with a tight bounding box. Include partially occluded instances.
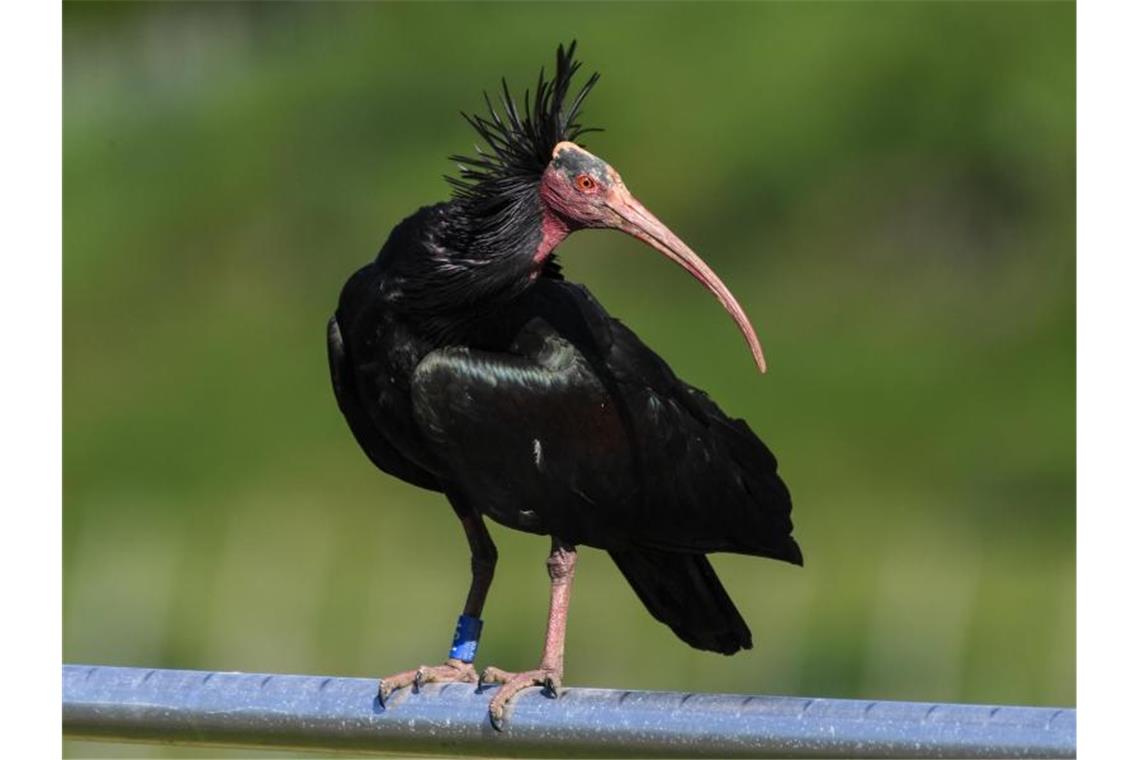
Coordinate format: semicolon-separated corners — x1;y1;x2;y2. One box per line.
480;665;562;730
376;658;478;706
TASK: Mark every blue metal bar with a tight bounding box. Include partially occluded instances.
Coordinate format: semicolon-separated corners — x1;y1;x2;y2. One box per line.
63;664;1075;758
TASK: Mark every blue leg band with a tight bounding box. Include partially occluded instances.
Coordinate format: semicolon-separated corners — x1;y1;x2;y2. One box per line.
448;614;483;663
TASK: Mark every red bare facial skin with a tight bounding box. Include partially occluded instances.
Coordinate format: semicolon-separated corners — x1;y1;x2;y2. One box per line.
536;142;768;374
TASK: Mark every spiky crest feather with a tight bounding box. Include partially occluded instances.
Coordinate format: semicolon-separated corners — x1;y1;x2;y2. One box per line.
447;42;601;213
377;44;597;335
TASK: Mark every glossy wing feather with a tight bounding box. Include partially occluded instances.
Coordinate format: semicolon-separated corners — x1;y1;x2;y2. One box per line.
409;316;637;546
407;279;801;564
328;301;442;493
606;319;802;563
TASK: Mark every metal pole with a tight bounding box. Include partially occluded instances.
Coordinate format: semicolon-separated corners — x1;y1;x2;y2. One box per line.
63;664;1074;758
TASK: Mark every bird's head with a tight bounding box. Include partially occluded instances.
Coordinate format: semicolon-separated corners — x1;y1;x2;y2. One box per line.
449;43;767;373
540;141;766;373
539;141;623;229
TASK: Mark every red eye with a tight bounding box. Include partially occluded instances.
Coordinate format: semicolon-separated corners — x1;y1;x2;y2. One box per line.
575;174;597;192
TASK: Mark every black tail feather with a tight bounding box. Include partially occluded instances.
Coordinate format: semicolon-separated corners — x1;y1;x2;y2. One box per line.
609;547;752;655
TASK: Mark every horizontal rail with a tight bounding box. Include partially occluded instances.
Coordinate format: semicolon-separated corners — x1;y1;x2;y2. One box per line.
63;664;1075;758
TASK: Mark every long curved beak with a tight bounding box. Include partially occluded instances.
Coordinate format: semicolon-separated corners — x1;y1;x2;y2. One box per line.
605;185;768;374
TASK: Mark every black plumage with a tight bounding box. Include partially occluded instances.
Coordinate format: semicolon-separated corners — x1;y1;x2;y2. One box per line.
447;42;600;207
328;42;801;725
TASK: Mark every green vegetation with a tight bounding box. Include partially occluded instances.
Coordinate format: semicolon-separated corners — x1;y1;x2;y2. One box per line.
64;2;1073;756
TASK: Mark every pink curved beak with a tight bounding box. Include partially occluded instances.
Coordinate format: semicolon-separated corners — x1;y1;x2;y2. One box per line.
605;186;768;374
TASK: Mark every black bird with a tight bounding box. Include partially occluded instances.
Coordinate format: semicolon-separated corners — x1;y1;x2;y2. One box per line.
328;43;801;728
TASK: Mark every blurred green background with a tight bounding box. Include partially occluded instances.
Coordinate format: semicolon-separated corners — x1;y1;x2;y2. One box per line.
63;2;1074;756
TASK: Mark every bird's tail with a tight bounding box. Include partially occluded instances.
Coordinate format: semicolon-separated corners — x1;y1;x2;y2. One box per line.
608;547;752;655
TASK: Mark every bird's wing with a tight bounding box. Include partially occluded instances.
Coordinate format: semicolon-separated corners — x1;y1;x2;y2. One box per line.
602;313;801;563
409;313;638;546
409;279;800;563
328;313;442;492
565;282;800;564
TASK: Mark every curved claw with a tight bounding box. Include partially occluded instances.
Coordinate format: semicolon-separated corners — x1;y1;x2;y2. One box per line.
482;666;563;732
489;705;506;732
376;679;391;708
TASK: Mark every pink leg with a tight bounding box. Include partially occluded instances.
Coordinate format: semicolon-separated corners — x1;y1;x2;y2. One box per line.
481;539;577;730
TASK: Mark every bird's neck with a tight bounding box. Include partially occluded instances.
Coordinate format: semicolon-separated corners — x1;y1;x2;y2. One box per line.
534;209;571;265
460;192;546;268
380;193;565;342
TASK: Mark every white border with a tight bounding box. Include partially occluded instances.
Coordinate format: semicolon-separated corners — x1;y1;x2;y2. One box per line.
0;0;62;754
1077;0;1140;757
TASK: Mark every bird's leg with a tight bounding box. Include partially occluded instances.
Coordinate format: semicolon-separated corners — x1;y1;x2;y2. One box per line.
482;538;577;730
377;501;497;706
